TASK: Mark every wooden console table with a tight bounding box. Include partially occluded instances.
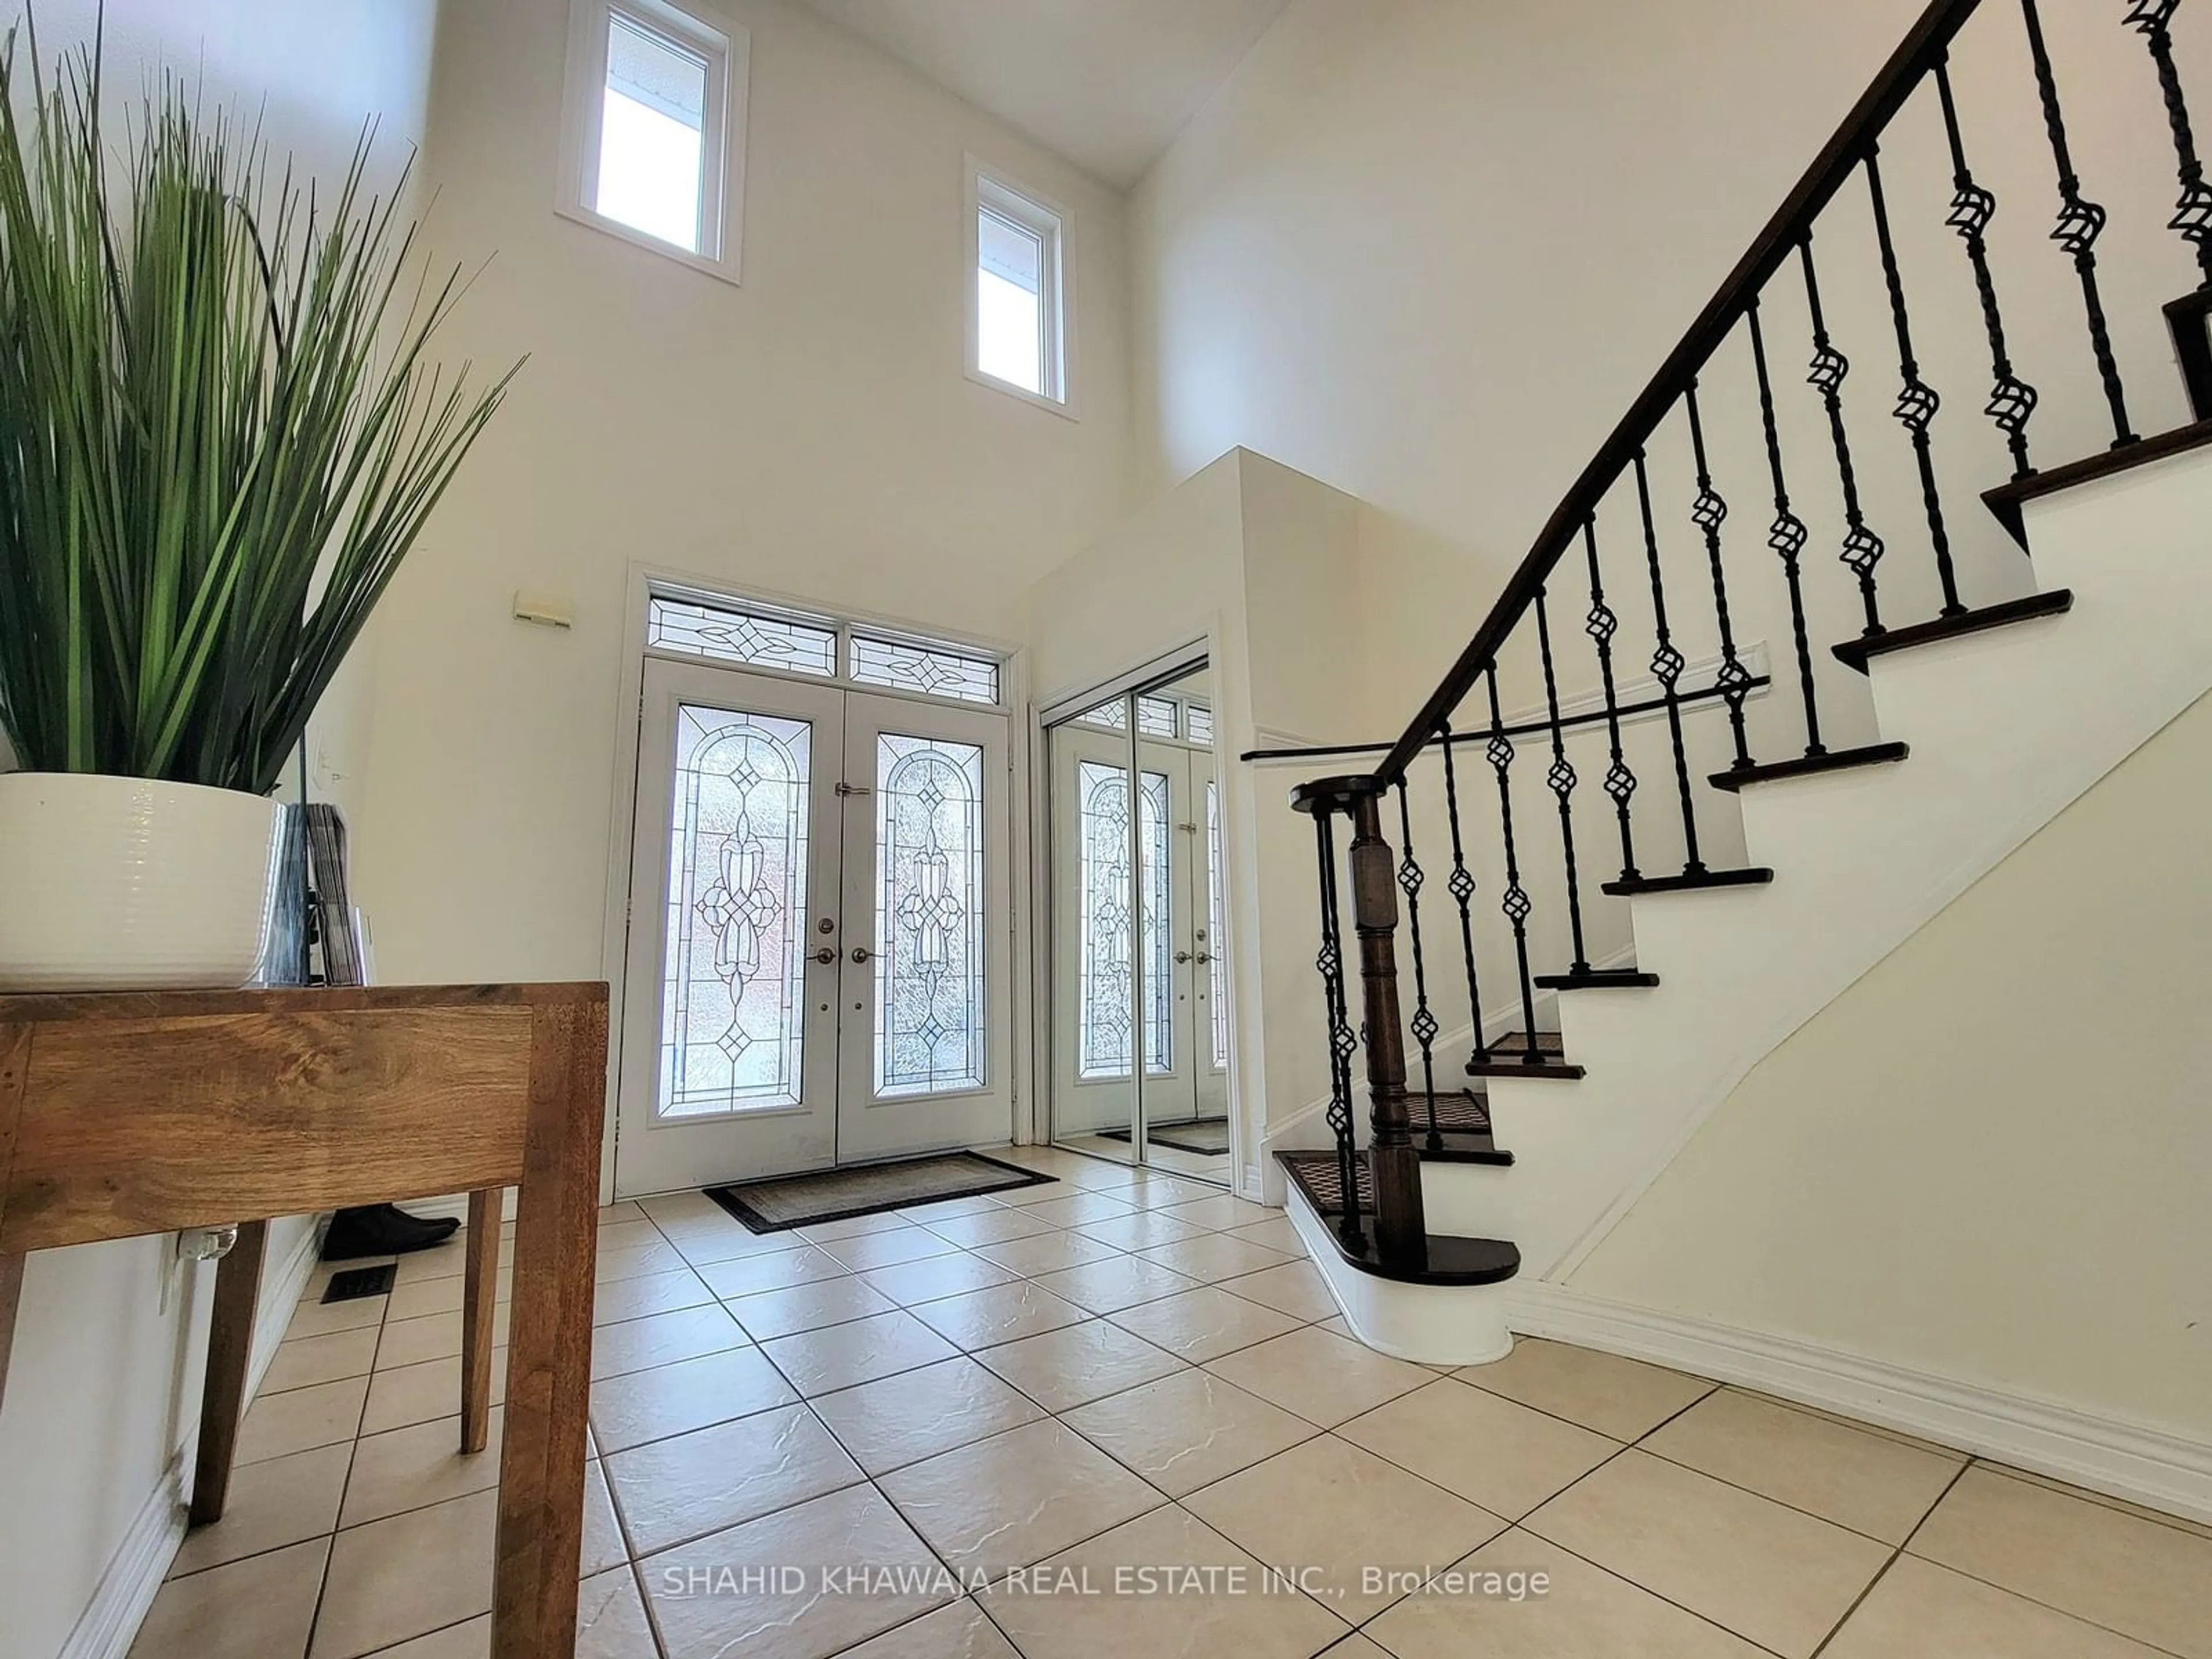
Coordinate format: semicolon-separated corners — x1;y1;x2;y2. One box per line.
0;983;607;1659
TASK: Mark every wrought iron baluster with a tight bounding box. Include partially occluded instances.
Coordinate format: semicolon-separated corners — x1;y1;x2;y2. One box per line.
1746;298;1825;755
1935;57;2039;480
1634;448;1706;874
1866;147;1964;618
1581;518;1641;882
1393;779;1445;1152
1683;382;1755;771
1483;666;1544;1056
2020;0;2138;447
1438;722;1491;1067
1799;233;1888;637
2127;0;2212;288
1311;805;1364;1249
1534;588;1592;978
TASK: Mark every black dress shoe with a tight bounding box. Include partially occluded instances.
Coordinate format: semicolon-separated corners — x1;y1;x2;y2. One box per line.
321;1203;464;1260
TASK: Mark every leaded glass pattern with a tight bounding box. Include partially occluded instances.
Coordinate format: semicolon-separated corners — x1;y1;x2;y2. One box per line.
850;635;1002;706
1185;703;1215;747
873;734;987;1097
1207;779;1229;1071
647;599;837;677
1135;695;1179;739
1077;761;1172;1079
1076;699;1128;730
659;706;811;1117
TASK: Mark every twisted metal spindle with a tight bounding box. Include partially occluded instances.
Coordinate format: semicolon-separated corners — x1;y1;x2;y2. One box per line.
1634;448;1706;874
1581;518;1641;882
1935;56;2039;480
1799;233;1888;637
2021;0;2138;447
1746;298;1825;756
1392;779;1445;1152
1484;666;1544;1058
1437;722;1491;1067
1866;146;1965;618
1533;588;1592;976
1311;806;1365;1249
1683;382;1755;771
2127;0;2212;287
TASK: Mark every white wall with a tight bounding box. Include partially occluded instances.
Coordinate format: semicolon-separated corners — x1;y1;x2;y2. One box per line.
350;0;1135;991
1570;686;2212;1444
0;6;438;1655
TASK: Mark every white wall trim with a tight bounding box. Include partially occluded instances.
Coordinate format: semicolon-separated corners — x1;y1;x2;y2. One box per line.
1506;1282;2212;1525
56;1449;187;1659
246;1219;327;1403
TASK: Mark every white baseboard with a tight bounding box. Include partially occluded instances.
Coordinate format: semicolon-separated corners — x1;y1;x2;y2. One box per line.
247;1216;326;1403
57;1449;187;1659
1507;1283;2212;1525
383;1188;518;1227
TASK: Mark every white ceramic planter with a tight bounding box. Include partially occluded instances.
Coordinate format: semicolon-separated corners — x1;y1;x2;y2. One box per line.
0;772;286;991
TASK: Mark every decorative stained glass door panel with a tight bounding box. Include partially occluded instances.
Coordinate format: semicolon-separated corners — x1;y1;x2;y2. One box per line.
615;661;848;1198
836;693;1012;1162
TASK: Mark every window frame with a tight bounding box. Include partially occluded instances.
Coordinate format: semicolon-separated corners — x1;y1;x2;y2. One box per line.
965;157;1075;416
558;0;749;285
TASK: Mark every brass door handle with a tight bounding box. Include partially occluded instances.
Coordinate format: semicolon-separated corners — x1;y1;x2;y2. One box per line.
850;946;874;965
1175;951;1194;964
813;947;839;965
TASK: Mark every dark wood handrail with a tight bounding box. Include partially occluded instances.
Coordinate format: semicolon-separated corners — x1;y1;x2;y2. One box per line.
1366;0;1988;787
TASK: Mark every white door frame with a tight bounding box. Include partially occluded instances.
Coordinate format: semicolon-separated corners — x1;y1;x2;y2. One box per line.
599;564;1032;1203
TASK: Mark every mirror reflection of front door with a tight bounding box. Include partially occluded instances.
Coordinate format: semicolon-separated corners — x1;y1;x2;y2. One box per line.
614;658;1010;1199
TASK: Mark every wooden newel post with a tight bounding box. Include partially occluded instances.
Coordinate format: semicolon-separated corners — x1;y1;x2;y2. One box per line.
1347;791;1427;1270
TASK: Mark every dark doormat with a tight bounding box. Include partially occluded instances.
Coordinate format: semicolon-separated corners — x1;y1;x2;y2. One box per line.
1098;1117;1233;1156
703;1151;1055;1233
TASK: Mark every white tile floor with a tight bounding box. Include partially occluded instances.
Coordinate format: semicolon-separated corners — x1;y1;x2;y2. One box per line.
134;1143;2212;1658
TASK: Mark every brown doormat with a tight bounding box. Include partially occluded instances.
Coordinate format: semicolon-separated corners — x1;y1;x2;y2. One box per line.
703;1151;1055;1233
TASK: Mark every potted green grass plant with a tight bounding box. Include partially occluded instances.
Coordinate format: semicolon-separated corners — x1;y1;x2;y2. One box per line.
0;37;515;989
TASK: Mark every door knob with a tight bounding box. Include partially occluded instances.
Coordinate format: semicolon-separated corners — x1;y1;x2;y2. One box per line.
1194;952;1213;965
850;946;874;965
1175;950;1194;964
813;947;839;965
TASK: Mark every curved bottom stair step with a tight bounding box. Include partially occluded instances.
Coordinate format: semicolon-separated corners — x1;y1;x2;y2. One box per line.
1275;1150;1520;1286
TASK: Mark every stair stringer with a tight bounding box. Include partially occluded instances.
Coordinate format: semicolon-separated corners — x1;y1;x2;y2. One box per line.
1420;444;2212;1283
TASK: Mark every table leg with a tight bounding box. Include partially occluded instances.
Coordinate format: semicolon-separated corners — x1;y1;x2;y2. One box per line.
0;1252;24;1415
461;1188;501;1455
491;999;606;1659
190;1219;268;1527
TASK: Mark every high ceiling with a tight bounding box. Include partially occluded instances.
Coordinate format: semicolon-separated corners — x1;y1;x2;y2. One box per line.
797;0;1294;186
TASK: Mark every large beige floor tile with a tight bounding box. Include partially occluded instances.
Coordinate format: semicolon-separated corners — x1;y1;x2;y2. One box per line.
131;1537;328;1659
838;1599;1020;1658
263;1327;381;1394
375;1306;512;1372
1032;1253;1199;1315
588;1344;797;1453
361;1349;506;1437
1364;1528;1767;1659
971;1230;1125;1277
978;1503;1349;1659
236;1374;370;1465
602;1401;863;1554
1524;1449;1890;1657
582;1460;627;1575
1134;1234;1296;1285
760;1309;961;1395
723;1273;897;1341
340;1409;505;1527
1824;1554;2172;1658
660;1218;809;1268
1642;1388;1963;1543
810;1356;1045;1475
819;1224;965;1272
1457;1338;1716;1441
880;1418;1162;1579
1062;1369;1319;1497
389;1241;470;1286
696;1243;850;1299
594;1218;666;1256
1105;1286;1308;1365
1975;1459;2212;1541
376;1566;657;1659
797;1210;920;1244
1203;1328;1429;1427
313;1488;497;1658
1184;1435;1503;1618
910;1281;1092;1350
1908;1465;2212;1658
1014;1192;1140;1230
860;1250;1022;1306
1158;1195;1276;1232
1221;1216;1304;1254
1339;1376;1620;1520
643;1483;955;1659
914;1206;1059;1248
284;1291;389;1340
171;1442;352;1576
596;1238;690;1285
589;1266;715;1327
384;1266;510;1324
1114;1174;1226;1211
589;1303;746;1381
1072;1210;1211;1252
974;1319;1186;1412
1218;1261;1339;1322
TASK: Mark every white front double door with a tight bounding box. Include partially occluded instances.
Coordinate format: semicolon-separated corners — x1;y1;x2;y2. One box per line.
615;658;1012;1199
